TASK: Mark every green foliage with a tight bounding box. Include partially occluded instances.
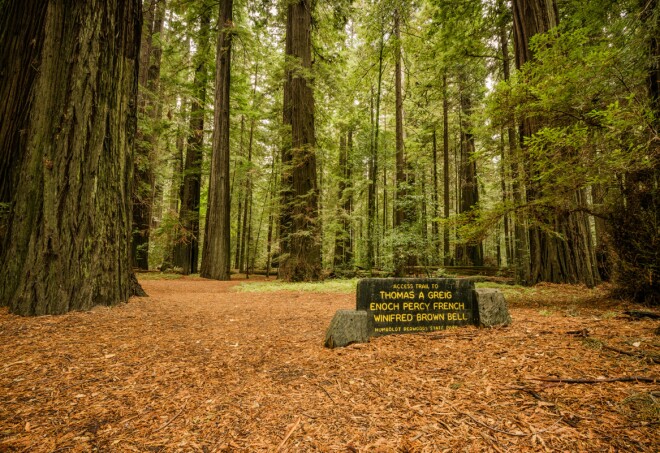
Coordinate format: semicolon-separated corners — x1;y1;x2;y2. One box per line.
134;0;656;297
610;169;659;305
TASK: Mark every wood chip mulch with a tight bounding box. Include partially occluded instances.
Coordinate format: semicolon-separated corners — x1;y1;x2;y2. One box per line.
0;277;658;452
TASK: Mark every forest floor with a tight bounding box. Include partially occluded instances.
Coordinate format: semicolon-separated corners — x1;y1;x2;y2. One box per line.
0;276;658;452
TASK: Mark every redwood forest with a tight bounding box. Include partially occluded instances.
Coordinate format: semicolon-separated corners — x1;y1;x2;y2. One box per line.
1;0;659;313
0;0;659;451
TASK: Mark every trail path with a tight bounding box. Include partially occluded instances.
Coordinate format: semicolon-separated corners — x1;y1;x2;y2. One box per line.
0;277;658;452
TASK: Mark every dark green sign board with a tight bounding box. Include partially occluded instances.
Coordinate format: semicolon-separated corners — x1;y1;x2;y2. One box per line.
356;278;477;336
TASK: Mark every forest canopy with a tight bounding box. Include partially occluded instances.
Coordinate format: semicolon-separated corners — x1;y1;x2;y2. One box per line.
0;0;658;315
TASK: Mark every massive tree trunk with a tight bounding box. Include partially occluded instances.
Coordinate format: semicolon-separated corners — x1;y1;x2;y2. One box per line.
201;0;233;280
174;6;211;275
610;0;659;304
0;2;47;249
279;0;322;281
0;0;142;315
512;0;598;286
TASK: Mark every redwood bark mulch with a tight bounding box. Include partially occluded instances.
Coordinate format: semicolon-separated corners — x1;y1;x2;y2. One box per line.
0;278;657;452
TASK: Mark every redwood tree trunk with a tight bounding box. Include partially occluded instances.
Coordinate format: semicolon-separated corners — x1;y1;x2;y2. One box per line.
442;73;451;266
499;5;528;281
346;129;354;264
202;0;233;280
610;0;659;304
279;0;322;281
0;0;142;315
0;2;47;250
367;32;385;271
174;6;211;275
431;128;440;264
456;89;483;266
132;0;164;270
393;8;408;277
333;131;349;269
512;0;598;286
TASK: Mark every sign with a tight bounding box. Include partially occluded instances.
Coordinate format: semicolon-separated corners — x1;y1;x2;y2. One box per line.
356;278;477;336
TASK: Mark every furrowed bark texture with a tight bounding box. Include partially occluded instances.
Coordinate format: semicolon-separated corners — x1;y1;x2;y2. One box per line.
0;0;141;315
279;0;322;281
0;1;48;252
202;0;233;280
512;0;598;286
610;0;659;304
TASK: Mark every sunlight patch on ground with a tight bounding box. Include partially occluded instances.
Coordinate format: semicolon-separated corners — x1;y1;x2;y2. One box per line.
234;278;359;294
136;272;187;280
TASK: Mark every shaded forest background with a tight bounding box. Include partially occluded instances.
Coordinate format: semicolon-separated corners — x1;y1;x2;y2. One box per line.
0;0;658;315
130;0;658;294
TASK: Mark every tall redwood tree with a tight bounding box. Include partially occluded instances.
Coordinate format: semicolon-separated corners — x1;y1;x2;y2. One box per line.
174;2;212;275
202;0;233;280
0;0;143;315
512;0;599;286
279;0;322;281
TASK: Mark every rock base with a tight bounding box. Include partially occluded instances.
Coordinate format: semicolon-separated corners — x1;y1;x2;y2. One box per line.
474;288;512;327
324;310;369;348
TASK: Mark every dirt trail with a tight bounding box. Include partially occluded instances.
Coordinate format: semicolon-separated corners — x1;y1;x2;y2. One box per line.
0;277;658;452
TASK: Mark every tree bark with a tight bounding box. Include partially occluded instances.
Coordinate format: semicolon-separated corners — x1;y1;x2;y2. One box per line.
393;8;408;277
333;131;351;268
443;73;451;266
0;1;47;250
241;113;255;272
279;0;322;281
499;3;529;283
174;6;210;275
202;0;233;280
431;128;440;264
498;9;526;272
265;149;278;278
499;133;510;267
512;0;598;286
610;0;659;304
0;0;143;315
132;0;165;270
346;128;354;264
367;31;385;271
456;88;483;266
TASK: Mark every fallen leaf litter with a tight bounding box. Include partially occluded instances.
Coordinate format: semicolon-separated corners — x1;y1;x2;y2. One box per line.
0;277;657;452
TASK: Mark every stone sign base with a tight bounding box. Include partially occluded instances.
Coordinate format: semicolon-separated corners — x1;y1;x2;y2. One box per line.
324;280;511;348
475;288;512;327
324;310;369;348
